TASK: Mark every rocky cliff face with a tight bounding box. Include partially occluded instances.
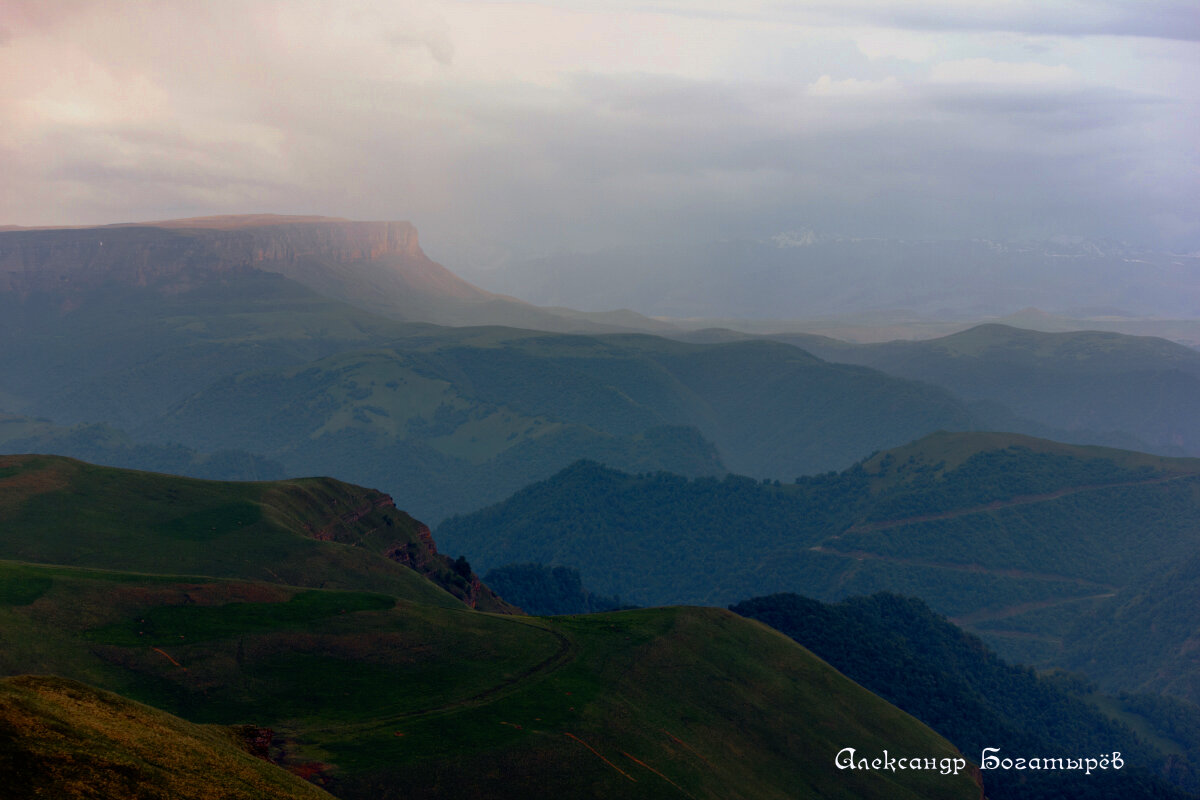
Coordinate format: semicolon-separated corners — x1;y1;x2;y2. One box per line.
287;480;517;613
0;212;623;338
0;215;484;303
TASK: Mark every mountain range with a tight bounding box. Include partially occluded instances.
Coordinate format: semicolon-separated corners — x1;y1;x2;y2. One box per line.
2;213;1198;797
683;323;1200;457
0;215;1007;522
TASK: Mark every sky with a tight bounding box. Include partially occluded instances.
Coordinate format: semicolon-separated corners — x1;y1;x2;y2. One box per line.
1;0;1198;259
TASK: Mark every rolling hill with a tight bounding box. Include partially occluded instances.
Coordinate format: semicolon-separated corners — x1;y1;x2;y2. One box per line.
141;328;976;519
1056;549;1200;703
0;457;983;799
0;453;509;611
0;412;284;481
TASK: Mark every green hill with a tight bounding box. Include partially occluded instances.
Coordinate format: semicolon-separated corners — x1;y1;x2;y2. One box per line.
0;457;983;798
0;565;983;799
144;328;974;520
0;674;336;800
0;453;509;612
436;432;1200;680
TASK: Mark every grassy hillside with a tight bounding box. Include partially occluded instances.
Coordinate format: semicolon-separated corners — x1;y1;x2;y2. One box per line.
139;341;726;522
0;557;981;799
0;276;724;523
0;675;336;800
436;432;1200;678
731;592;1200;799
0;455;986;797
0;454;509;611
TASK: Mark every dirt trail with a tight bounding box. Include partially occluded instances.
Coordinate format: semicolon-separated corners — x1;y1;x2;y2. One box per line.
808;545;1116;588
298;616;576;739
395;618;576;721
951;592;1116;626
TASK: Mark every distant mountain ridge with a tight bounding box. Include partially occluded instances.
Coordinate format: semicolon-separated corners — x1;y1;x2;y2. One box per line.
0;260;980;521
681;323;1200;458
0;214;668;333
0;214;483;304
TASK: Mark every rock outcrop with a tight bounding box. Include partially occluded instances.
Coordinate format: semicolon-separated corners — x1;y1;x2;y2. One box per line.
0;215;481;299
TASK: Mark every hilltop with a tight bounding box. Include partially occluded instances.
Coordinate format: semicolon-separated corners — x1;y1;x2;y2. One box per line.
0;453;509;611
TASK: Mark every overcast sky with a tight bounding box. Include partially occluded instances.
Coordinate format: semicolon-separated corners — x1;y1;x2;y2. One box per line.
2;1;1197;258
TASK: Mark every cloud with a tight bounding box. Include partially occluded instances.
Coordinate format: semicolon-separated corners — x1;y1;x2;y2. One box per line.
539;1;1200;41
928;58;1077;86
0;1;1195;252
886;0;1200;41
806;74;902;96
855;29;938;62
389;29;454;66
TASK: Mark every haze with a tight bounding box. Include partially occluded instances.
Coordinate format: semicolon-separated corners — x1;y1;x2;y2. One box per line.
2;0;1198;260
